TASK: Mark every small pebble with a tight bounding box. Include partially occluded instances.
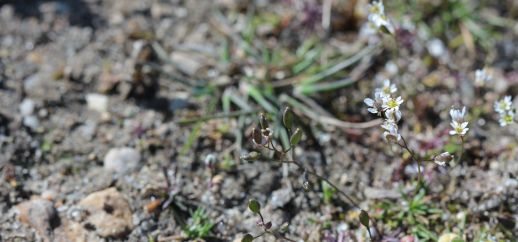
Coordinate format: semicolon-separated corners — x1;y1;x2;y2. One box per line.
104;147;142;175
19;99;35;116
85;93;108;112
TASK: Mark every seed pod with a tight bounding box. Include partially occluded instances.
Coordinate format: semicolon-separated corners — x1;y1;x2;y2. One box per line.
241;234;254;242
260;113;269;129
252;128;262;145
283;107;293;129
359;210;370;229
241;152;260;162
248;199;261;213
280;222;290;232
290;128;302;145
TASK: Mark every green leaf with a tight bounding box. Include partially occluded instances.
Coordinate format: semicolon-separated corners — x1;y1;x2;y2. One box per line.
242;234;254;242
248;199;261;213
359;210;370;229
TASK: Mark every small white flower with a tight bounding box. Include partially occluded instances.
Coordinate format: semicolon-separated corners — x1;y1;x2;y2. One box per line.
384;107;401;122
499;110;515;127
381;119;397;131
475;69;492;87
494;95;512;114
364;92;387;115
359;21;379;37
450;106;466;123
382;96;404;111
449;121;469;135
262;128;274;138
485;234;497;242
375;79;397;95
383;123;401;144
434;152;453;166
367;0;393;34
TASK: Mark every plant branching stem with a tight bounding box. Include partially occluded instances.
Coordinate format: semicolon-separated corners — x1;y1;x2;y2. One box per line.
258;153;382;240
396;136;433;203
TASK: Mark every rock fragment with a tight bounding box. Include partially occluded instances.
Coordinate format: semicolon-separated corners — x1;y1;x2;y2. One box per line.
78;187;134;238
104;147;142;175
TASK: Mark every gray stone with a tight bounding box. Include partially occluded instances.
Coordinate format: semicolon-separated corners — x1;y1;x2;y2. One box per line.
85;93;108;112
104;147;142;175
23;115;40;130
19;98;35;116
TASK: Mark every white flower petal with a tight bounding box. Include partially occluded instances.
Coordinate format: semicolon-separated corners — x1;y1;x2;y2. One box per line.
383;79;390;87
461;122;469;128
367;108;378;114
449;130;457;135
364;98;374;106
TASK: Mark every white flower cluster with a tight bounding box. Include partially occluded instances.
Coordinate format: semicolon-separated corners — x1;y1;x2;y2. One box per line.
449;106;469;136
364;79;403;144
494;95;515;127
475;68;492;87
366;0;393;34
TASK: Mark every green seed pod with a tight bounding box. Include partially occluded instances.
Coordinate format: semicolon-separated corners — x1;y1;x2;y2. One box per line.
241;233;254;242
252;128;262;145
260;113;269;129
248;199;261;213
283;107;293;129
241;152;260;162
359;210;370;229
280;222;290;232
290;128;302;145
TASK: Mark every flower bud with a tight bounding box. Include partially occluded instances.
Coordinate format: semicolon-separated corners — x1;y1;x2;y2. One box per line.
302;181;312;191
280;222;290;232
252;128;262;145
260;113;269;129
283;107;293;129
204;154;216;168
264;221;272;229
379;25;392;35
290;128;302;145
248;199;261;213
241;233;254;242
434;152;453;166
241;152;260;162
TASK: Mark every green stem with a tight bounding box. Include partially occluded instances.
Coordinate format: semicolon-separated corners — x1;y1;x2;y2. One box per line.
271;231;297;242
253;232;267;240
453;136;465;167
411;160;422;203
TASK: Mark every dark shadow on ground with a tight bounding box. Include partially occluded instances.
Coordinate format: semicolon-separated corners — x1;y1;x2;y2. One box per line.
0;0;98;28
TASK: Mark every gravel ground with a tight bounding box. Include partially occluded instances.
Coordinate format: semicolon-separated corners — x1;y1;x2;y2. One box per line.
1;0;518;242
